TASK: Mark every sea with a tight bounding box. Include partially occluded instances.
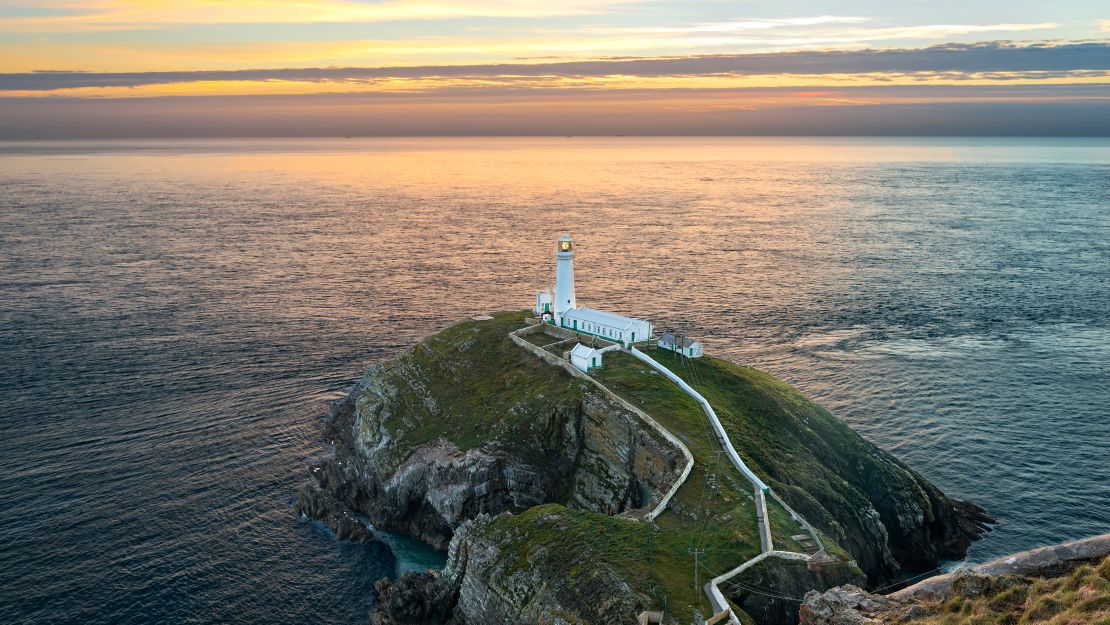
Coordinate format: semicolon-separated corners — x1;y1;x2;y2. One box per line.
1;137;1107;624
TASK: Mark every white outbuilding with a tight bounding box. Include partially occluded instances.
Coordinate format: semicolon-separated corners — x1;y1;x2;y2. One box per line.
534;290;553;317
561;307;653;348
570;343;603;372
658;330;703;358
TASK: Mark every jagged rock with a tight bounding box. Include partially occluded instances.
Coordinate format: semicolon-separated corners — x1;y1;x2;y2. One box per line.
303;315;998;624
370;514;650;625
947;568;995;597
725;555;866;625
801;534;1110;625
370;572;458;625
799;585;898;625
313;347;682;550
294;481;375;543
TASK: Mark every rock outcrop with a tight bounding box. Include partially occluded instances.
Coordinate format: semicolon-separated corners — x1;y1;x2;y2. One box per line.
294;481;376;543
298;313;996;625
891;531;1110;602
370;510;655;625
300;314;683;552
799;534;1110;625
683;356;995;584
309;369;683;551
724;553;867;625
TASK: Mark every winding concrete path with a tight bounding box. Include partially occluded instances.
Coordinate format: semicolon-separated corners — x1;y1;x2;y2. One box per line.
511;324;826;624
628;347;835;623
509;325;694;521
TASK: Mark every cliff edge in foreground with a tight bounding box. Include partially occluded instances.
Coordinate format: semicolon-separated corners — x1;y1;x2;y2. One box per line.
298;312;990;624
800;534;1110;625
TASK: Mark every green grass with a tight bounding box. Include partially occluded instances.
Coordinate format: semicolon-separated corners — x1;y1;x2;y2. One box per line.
591;349;830;620
473;504;754;623
633;348;929;568
521;330;558;348
901;555;1110;625
357;311;590;466
358;313;868;623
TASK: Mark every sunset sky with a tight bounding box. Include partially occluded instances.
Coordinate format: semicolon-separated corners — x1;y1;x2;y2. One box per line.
1;0;1108;136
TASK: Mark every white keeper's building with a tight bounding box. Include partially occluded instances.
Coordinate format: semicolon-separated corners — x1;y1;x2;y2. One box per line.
562;307;652;347
534;233;653;348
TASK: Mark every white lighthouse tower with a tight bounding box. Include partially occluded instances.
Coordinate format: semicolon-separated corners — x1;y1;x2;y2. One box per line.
553;233;577;324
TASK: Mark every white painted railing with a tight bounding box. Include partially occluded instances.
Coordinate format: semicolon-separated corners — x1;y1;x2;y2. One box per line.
706;550;812;621
628;347;769;492
512;324;827;624
628;347;830;624
767;489;826;553
508;326;693;522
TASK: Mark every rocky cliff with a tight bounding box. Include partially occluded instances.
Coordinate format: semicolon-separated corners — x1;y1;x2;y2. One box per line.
371;508;656;625
298;312;992;624
298;312;684;550
799;534;1110;625
595;348;992;586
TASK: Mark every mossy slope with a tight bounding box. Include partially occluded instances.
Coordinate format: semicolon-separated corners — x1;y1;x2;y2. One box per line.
344;312;983;625
911;555;1110;625
604;347;989;584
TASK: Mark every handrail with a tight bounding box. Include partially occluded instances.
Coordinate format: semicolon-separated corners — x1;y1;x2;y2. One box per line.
628;347;769;492
512;324;826;624
508;326;693;522
627;346;834;624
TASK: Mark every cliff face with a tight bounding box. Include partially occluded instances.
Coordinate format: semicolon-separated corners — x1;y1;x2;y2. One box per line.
371;507;656;625
640;350;994;584
724;556;866;625
300;313;683;549
300;313;991;625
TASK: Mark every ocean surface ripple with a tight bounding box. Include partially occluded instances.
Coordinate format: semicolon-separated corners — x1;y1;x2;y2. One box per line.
1;137;1107;624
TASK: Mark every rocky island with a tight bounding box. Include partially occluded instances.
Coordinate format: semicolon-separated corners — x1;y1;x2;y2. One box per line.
297;310;996;625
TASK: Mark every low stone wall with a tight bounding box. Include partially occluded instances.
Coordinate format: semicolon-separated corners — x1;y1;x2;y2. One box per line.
508;327;693;523
542;337;579;356
532;322;620;349
510;330;574;370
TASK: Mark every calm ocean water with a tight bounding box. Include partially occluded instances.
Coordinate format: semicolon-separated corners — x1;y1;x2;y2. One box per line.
1;137;1107;624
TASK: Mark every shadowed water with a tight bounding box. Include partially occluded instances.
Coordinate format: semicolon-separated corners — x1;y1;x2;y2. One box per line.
1;137;1107;624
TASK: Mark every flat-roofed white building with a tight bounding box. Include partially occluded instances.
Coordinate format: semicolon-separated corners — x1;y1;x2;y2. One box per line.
570;343;603;372
561;306;652;348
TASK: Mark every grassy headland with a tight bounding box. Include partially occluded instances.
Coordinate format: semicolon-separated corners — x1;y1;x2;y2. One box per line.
354;311;976;624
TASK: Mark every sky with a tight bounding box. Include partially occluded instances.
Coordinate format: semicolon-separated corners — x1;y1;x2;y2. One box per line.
1;0;1108;137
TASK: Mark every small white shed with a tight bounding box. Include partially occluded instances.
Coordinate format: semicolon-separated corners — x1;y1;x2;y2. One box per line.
570;343;603;372
658;331;703;358
534;290;553;316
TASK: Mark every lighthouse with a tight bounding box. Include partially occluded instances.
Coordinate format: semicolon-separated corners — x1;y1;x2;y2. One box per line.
532;233;653;348
553;233;577;324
